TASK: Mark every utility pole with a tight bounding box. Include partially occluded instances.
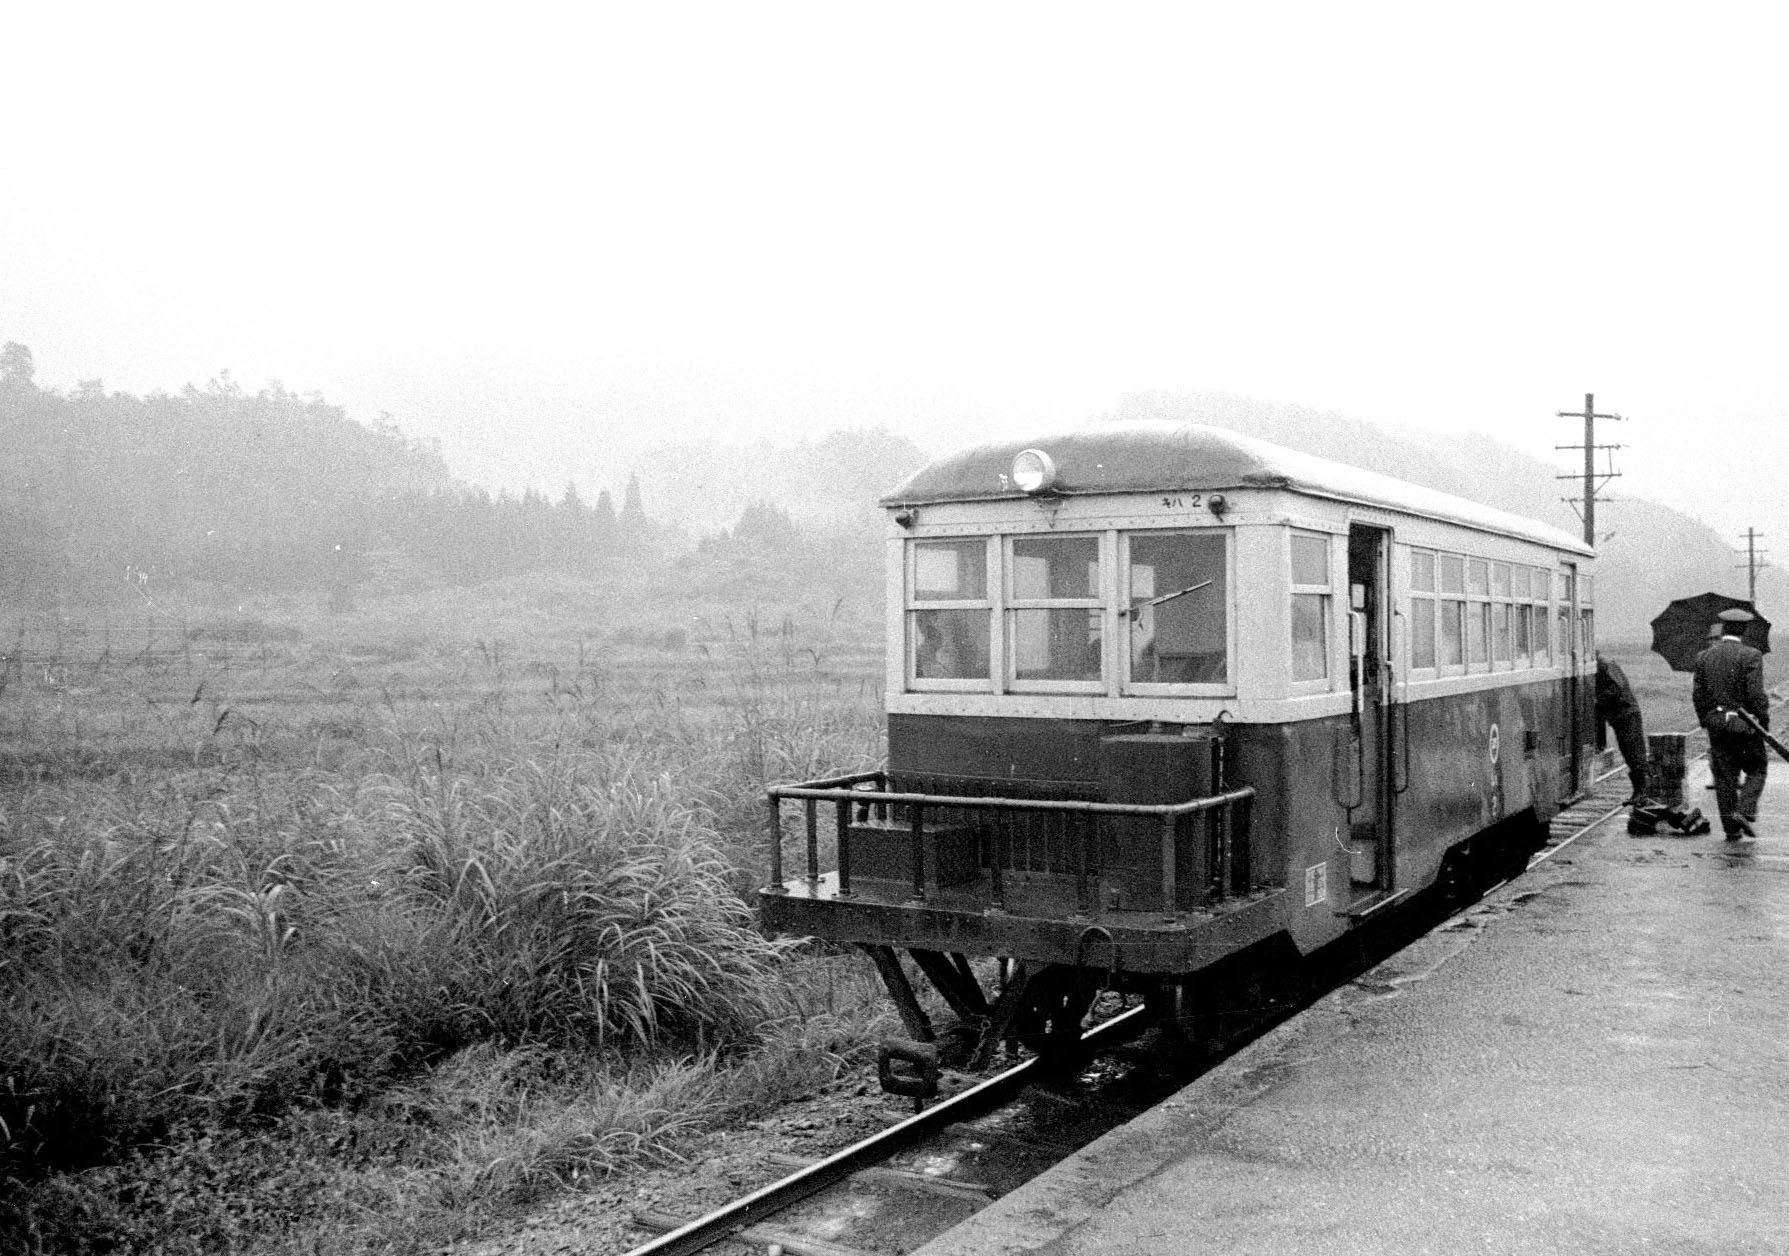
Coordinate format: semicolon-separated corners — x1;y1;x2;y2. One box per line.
1555;393;1624;547
1738;528;1767;604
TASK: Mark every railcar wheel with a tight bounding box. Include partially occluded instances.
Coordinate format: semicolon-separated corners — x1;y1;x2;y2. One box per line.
1150;936;1306;1071
1010;963;1096;1060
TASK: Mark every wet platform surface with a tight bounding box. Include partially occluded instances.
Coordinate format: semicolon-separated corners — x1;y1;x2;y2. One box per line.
914;756;1789;1255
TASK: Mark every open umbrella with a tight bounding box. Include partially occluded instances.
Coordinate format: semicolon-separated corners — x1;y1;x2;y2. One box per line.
1649;592;1771;672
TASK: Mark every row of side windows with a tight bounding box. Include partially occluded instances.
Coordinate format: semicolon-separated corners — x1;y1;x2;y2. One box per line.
1405;549;1590;672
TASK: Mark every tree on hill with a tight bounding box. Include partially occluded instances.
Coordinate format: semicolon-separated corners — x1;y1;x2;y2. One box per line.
632;427;929;536
699;502;801;556
0;342;34;392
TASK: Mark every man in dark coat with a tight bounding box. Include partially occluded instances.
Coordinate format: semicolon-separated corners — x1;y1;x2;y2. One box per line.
1595;653;1650;803
1692;608;1770;839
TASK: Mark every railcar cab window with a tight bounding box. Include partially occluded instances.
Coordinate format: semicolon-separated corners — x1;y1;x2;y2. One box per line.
909;538;992;684
1290;531;1332;683
1126;531;1228;686
1007;534;1102;688
903;528;1233;694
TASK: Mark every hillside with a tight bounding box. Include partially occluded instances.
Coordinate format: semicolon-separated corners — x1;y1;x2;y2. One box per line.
633;427;929;536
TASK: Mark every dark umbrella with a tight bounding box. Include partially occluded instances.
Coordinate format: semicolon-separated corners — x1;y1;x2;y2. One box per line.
1649;592;1772;672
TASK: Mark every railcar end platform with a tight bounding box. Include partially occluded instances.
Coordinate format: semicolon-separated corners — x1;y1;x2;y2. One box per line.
912;757;1789;1255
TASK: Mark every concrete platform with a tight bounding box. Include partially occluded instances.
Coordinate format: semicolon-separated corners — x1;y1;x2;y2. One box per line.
915;757;1789;1255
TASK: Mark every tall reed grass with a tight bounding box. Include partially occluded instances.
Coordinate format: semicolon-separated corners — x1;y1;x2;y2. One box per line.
0;596;887;1246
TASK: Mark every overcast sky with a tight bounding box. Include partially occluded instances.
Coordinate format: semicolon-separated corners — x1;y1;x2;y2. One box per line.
6;2;1788;548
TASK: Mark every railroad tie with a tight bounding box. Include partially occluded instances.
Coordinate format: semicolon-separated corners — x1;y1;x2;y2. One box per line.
630;1211;871;1256
762;1150;995;1202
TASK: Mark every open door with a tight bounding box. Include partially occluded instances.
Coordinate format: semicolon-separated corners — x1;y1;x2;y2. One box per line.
1345;525;1396;898
1559;562;1584;794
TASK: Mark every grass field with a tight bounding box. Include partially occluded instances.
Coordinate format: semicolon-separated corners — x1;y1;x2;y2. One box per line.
1601;639;1704;738
0;577;895;1254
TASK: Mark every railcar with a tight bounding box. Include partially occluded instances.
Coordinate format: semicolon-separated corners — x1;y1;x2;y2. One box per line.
761;420;1596;1078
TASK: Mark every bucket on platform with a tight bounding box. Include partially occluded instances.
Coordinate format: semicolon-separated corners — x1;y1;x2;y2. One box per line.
1649;732;1687;806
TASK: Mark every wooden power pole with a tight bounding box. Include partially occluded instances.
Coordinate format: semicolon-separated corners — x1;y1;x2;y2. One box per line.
1556;393;1624;547
1739;528;1767;604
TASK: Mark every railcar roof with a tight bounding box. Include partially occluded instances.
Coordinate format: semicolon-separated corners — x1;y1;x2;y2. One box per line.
884;419;1592;555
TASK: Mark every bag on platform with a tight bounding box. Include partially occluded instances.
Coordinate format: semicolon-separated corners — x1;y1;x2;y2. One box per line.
1629;801;1712;837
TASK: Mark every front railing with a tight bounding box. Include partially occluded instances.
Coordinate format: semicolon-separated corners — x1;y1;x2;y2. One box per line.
764;771;1256;922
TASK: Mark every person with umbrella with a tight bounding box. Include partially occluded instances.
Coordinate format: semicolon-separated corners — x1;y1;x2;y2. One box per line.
1693;607;1771;840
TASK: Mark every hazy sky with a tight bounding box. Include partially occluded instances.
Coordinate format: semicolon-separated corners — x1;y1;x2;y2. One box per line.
6;3;1788;549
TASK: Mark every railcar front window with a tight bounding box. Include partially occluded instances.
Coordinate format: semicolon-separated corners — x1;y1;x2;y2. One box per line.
914;539;986;599
1290;531;1332;683
909;539;992;683
913;609;991;679
1126;531;1229;685
1007;535;1102;685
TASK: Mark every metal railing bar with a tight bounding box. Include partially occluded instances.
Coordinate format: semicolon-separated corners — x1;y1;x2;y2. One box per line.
769;784;1255;820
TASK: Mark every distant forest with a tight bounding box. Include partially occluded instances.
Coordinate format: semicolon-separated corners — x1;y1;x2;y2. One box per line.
0;342;922;606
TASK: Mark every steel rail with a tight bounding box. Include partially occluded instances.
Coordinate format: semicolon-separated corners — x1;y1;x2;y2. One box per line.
618;1003;1151;1256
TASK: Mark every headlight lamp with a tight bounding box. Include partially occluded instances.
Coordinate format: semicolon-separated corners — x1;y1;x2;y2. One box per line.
1011;448;1057;495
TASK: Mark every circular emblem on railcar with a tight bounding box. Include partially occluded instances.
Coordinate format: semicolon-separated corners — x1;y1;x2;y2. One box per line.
1489;722;1501;764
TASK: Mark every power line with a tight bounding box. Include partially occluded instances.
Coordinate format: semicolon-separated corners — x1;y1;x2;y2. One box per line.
1555;392;1623;547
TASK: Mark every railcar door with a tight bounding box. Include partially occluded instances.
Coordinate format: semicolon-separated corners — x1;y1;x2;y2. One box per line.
1345;525;1395;893
1560;562;1583;793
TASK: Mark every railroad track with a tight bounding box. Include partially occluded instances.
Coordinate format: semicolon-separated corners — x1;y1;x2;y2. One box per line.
620;757;1653;1256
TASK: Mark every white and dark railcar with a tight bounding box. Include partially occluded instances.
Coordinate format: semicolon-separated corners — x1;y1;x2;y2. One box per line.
762;421;1597;1073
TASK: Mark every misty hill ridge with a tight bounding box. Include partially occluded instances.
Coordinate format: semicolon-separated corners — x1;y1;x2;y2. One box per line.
4;339;1766;645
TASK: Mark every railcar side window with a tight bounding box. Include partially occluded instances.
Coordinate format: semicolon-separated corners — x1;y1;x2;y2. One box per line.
1513;574;1532;663
1409;549;1437;669
1290;531;1331;682
1466;559;1491;667
1126;531;1228;685
1438;554;1465;668
1007;535;1102;684
1534;569;1552;664
909;539;992;682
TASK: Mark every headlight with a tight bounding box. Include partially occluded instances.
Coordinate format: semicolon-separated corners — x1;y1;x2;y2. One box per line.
1011;448;1057;494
